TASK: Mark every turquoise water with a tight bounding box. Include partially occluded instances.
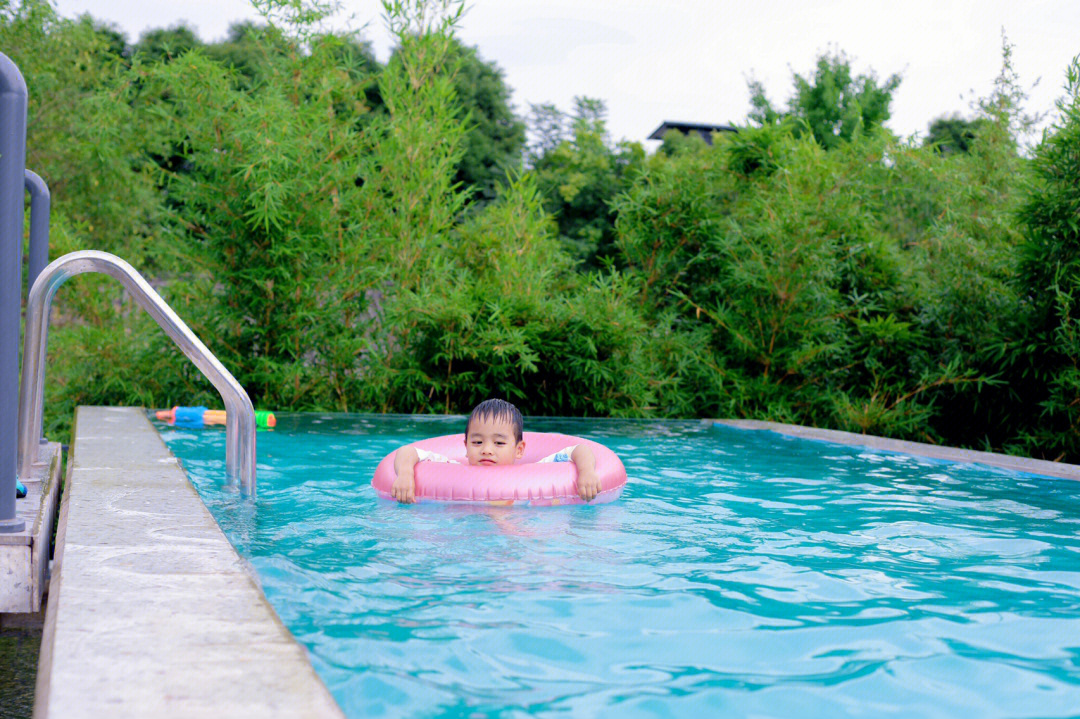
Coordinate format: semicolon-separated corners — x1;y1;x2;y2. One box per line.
157;415;1080;718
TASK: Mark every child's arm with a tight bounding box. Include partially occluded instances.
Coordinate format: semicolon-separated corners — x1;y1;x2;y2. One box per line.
572;444;601;501
392;446;420;503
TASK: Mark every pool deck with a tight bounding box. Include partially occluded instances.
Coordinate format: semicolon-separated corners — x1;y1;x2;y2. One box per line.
36;406;344;718
715;419;1080;481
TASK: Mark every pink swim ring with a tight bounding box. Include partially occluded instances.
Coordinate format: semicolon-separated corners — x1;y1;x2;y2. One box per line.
372;432;627;505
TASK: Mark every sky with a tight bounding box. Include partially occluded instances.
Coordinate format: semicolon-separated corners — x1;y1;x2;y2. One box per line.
51;0;1080;147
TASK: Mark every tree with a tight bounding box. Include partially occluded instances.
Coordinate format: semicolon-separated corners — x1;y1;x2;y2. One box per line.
380;38;524;203
749;51;901;150
88;19;128;59
202;21;381;102
133;23;202;62
657;128;709;158
527;102;568;158
529;97;644;267
202;21;286;87
924;115;988;155
429;39;524;202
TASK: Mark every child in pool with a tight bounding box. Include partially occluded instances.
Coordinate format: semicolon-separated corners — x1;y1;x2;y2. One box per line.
391;398;601;504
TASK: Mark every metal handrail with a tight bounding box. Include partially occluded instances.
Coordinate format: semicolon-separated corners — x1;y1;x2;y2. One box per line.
17;250;257;494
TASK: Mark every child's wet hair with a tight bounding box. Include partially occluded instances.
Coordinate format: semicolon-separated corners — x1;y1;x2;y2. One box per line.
466;399;523;442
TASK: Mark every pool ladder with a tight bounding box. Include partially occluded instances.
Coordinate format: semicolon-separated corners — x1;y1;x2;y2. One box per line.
17;250;257;495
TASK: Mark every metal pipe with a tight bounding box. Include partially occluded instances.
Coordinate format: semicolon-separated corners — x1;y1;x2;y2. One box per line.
24;169;50;293
18;251;257;495
0;52;27;532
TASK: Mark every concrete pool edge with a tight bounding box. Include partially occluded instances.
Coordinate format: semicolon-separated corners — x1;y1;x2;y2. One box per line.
37;406;345;718
714;419;1080;481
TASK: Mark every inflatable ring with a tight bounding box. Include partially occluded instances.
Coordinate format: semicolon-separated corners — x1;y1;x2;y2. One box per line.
372;432;627;505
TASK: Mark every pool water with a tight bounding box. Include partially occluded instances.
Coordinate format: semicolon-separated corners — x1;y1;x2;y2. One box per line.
157;415;1080;718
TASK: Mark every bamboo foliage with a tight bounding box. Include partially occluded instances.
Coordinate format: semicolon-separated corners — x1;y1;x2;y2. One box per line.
3;0;1077;461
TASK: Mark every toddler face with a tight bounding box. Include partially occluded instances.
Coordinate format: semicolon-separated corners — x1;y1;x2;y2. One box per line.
465;415;525;466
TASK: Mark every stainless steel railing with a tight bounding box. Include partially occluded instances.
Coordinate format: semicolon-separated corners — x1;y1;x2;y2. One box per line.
17;250;257;494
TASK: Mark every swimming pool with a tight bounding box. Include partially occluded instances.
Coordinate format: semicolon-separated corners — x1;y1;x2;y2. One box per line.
157;414;1080;718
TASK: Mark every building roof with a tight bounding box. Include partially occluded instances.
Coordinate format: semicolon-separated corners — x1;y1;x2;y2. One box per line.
648;121;738;144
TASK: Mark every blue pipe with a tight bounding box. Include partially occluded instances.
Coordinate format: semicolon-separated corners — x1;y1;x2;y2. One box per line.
0;52;27;532
24;169;49;294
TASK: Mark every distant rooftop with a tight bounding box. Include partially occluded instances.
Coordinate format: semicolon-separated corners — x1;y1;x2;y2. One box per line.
648;121;738;145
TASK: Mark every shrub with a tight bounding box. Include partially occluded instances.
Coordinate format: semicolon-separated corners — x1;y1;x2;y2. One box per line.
1005;58;1080;461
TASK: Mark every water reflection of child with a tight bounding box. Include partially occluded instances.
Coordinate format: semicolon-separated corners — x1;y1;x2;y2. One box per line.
390;399;600;504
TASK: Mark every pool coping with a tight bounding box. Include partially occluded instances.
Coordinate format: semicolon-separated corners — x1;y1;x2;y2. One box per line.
37;406;345;718
714;419;1080;481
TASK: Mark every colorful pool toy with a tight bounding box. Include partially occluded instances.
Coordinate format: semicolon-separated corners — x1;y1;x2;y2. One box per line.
371;432;627;505
155;406;277;428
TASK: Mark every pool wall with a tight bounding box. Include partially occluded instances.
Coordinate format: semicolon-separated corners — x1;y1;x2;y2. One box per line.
36;406;344;718
715;419;1080;480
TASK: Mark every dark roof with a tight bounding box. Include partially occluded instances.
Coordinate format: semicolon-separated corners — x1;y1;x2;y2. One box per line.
648;121;738;144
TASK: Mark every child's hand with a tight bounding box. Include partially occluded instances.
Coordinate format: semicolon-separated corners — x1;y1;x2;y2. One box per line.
391;468;416;503
577;467;602;502
392;447;420;504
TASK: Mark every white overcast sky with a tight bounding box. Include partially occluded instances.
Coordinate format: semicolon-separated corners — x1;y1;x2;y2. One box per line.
51;0;1080;146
